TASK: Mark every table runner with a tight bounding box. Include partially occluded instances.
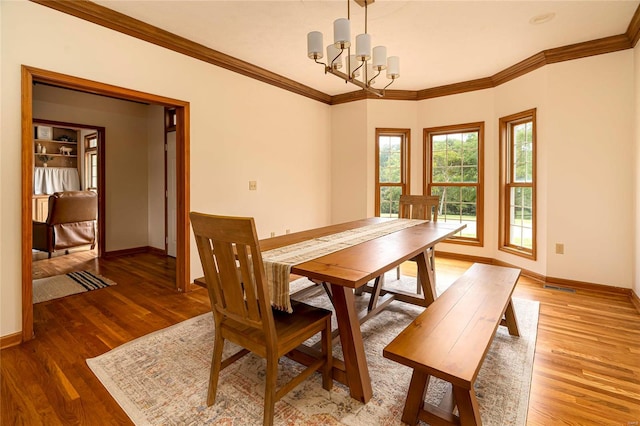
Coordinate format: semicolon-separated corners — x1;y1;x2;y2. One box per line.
262;219;426;312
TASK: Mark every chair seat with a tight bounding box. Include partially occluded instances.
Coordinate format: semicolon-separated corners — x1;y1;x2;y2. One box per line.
220;300;332;357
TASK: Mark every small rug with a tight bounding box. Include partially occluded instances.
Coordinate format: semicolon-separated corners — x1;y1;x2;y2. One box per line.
33;270;117;303
87;274;539;425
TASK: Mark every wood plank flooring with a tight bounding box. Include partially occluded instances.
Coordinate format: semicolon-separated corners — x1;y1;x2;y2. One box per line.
2;253;639;425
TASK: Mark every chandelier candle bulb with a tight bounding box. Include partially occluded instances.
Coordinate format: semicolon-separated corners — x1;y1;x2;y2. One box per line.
307;31;323;59
372;46;387;70
333;18;351;48
387;56;400;78
327;44;343;69
356;33;371;60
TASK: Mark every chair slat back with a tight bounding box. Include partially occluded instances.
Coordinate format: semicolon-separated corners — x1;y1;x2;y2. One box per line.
190;213;274;332
399;195;439;221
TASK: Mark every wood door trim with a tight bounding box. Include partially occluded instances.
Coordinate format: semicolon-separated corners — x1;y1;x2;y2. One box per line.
21;65;191;342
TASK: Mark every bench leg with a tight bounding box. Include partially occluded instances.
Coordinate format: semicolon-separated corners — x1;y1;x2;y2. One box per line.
453;385;482;426
401;370;430;426
504;298;520;336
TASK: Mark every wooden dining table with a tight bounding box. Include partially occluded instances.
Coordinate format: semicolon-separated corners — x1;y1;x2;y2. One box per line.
258;217;466;403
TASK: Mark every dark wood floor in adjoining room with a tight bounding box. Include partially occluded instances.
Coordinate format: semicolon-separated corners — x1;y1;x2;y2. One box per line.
1;254;639;425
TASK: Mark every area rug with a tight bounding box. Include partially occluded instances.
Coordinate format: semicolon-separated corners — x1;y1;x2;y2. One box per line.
87;275;539;425
33;270;116;303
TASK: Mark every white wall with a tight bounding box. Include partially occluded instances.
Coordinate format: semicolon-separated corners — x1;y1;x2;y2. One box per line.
331;101;368;223
33;85;152;252
0;0;332;337
545;52;634;288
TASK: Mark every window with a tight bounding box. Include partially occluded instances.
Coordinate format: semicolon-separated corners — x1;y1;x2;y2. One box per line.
375;129;410;217
424;123;484;245
166;108;177;131
499;109;536;259
84;133;98;190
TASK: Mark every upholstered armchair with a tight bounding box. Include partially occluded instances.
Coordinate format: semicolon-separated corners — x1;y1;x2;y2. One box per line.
33;191;97;258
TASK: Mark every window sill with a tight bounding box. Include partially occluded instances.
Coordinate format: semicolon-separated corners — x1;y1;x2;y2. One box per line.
499;246;536;261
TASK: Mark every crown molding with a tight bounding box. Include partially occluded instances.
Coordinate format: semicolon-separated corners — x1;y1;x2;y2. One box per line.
544;34;631;64
418;77;495;100
29;1;640;106
331;89;420;105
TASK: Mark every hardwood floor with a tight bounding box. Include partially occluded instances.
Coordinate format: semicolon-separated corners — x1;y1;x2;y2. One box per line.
522;286;640;425
32;247;98;280
2;254;639;425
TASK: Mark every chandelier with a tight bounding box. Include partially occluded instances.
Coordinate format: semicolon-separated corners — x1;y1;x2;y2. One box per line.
306;0;399;97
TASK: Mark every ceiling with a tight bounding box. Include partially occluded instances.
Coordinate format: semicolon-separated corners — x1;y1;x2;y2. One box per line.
93;1;639;96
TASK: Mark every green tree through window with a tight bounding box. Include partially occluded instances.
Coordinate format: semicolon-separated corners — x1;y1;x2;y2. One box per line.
424;123;484;245
499;109;536;259
376;129;409;217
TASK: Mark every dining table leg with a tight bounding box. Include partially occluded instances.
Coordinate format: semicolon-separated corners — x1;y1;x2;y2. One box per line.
330;283;373;403
415;250;437;305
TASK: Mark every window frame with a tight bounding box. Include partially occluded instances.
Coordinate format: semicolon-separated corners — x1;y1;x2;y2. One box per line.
375;128;410;217
423;122;484;246
499;108;537;259
84;132;98;191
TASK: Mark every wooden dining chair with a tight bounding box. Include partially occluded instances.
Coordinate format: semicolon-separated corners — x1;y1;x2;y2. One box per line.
399;194;439;222
366;195;440;312
190;212;333;426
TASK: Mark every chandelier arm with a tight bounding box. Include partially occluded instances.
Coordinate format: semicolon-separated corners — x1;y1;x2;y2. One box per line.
330;49;344;70
383;77;397;90
368;69;382;86
351;61;364;78
327;67;383;97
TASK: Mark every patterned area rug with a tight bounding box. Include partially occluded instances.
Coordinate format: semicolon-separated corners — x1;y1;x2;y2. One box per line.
87;274;539;425
33;270;116;303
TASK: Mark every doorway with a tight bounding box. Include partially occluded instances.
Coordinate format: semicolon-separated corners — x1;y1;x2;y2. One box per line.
31;118;105;261
21;66;191;342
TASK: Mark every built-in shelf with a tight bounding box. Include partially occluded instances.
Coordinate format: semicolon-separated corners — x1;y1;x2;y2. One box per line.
34;124;79;168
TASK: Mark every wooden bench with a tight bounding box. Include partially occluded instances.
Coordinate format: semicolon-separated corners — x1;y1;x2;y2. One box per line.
383;263;521;426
